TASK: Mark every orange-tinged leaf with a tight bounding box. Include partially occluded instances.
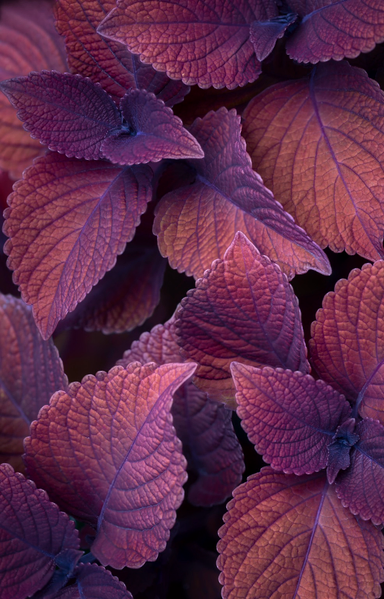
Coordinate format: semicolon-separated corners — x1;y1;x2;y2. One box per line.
243;60;384;261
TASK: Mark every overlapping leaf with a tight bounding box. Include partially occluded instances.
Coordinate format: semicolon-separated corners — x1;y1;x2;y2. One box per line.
0;0;67;177
286;0;384;64
48;564;133;599
0;295;67;472
217;468;384;599
24;362;196;569
0;463;81;599
176;232;309;406
4;153;152;339
243;60;384;261
97;0;278;89
154;108;330;279
231;363;351;475
250;13;297;62
55;0;188;105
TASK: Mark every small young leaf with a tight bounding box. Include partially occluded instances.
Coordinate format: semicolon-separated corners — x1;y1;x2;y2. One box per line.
327;418;359;485
250;13;297;62
48;563;133;599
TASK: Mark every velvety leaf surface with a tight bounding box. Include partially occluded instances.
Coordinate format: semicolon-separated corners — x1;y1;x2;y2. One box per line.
154;108;331;279
250;13;297;62
243;61;384;261
286;0;384;64
176;232;309;406
0;71;121;161
0;295;67;472
24;362;196;569
101;89;204;164
97;0;278;89
217;468;384;599
55;0;188;105
231;363;351;474
4;153;152;339
48;564;133;599
0;463;80;599
310;261;384;423
0;0;67;177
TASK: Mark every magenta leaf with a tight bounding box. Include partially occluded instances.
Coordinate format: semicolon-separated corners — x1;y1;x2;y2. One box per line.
327;418;359;485
4;153;152;339
24;362;196;569
286;0;384;64
101;89;204;165
176;232;309;406
154;108;331;279
0;71;121;160
0;463;81;599
48;564;133;599
250;13;297;61
231;363;351;475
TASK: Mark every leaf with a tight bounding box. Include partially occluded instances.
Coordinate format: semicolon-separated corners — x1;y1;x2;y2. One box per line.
231;363;351;475
24;362;196;569
0;71;121;161
217;468;384;599
101;89;204;164
118;317;182;368
4;153;152;339
250;13;297;62
154;108;331;279
243;60;384;261
97;0;279;89
286;0;384;64
327;418;359;484
0;463;81;599
310;261;384;424
176;232;309;406
55;0;189;105
0;294;67;472
0;0;67;177
48;564;133;599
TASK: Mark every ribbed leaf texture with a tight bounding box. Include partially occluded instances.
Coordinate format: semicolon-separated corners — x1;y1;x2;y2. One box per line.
47;564;133;599
250;13;297;62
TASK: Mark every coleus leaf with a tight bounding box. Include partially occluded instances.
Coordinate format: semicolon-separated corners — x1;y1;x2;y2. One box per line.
176;232;309;406
4;153;153;339
97;0;279;89
243;60;384;261
0;463;81;599
286;0;384;64
250;13;297;62
46;564;133;599
231;363;351;475
217;468;384;599
0;0;67;177
154;108;331;279
0;294;67;472
55;0;189;105
327;418;359;485
24;362;196;569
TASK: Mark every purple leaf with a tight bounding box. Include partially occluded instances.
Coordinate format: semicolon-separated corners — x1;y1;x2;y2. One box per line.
327;418;359;485
47;564;133;599
4;153;152;339
250;13;297;62
118;317;182;368
0;71;121;160
101;89;204;164
231;363;351;475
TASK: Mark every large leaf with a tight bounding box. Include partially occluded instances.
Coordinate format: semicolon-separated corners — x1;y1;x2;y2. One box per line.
154;108;330;279
24;362;196;569
217;468;384;599
0;295;67;472
231;363;351;475
243;61;384;261
286;0;384;64
176;232;309;406
55;0;188;105
0;463;81;599
4;153;152;339
97;0;278;89
0;0;67;177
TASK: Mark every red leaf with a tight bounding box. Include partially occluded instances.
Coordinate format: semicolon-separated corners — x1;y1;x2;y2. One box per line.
55;0;189;105
0;71;121;161
0;463;81;599
0;0;67;177
24;362;196;569
101;89;204;164
154;108;330;279
97;0;278;89
217;468;384;599
49;564;133;599
231;363;351;475
0;295;67;472
286;0;384;64
243;60;384;261
176;232;309;406
250;13;297;62
4;153;152;339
